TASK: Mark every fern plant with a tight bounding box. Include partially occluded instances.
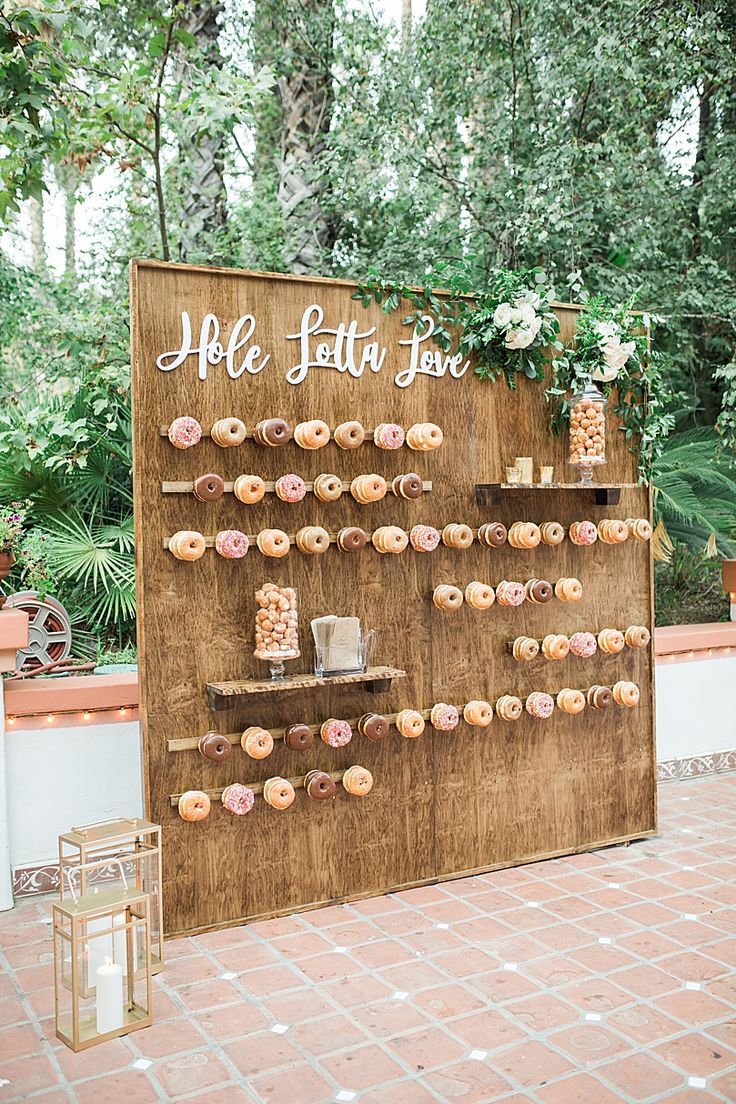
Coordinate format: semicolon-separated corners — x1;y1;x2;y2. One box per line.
652;429;736;561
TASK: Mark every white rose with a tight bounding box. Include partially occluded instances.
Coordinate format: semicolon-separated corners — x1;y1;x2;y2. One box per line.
591;362;619;383
529;316;542;338
505;327;535;350
595;320;618;340
493;303;513;327
592;337;636;381
515;290;541;309
515;302;537;325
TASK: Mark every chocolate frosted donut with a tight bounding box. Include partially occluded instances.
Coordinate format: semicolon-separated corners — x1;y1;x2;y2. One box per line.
255;418;291;445
305;770;336;800
527;579;553;603
478;522;507;548
198;730;232;763
393;473;423;500
358;713;389;742
193;473;225;502
284;723;314;751
337;526;368;551
587;685;613;709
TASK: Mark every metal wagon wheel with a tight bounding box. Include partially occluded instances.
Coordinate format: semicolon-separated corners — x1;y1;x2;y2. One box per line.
3;591;73;672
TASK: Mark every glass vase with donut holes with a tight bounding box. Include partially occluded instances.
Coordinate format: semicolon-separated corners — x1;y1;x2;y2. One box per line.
568;380;607;485
255;583;299;680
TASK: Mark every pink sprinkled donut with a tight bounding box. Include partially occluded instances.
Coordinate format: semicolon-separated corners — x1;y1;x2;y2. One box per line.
496;580;526;607
374;423;405;450
569;520;598;546
526;692;554;719
168;416;202;449
320;718;353;748
410;525;441;552
221;784;255;816
430;703;459;731
569;631;598;658
275;473;307;503
215;530;249;559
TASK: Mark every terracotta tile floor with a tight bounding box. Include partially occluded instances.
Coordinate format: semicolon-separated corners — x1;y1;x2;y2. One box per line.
2;774;736;1103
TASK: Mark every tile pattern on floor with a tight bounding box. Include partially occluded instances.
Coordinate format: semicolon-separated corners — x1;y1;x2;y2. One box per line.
1;774;736;1103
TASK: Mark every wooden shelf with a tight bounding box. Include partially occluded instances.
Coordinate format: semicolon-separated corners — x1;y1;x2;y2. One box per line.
205;665;407;710
475;483;638;507
161;479;431;497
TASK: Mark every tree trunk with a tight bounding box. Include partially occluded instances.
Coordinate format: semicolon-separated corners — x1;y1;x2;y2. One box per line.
276;0;336;274
250;0;285;269
401;0;412;46
29;195;46;272
55;162;80;282
176;1;228;262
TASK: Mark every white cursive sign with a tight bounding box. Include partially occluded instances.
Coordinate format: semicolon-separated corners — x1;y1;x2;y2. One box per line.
395;314;471;389
156;311;270;380
285;304;387;385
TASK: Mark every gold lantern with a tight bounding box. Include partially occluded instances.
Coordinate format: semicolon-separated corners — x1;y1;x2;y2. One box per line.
53;859;153;1052
58;818;163;977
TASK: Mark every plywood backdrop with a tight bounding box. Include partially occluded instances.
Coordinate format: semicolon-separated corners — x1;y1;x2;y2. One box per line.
130;259;656;938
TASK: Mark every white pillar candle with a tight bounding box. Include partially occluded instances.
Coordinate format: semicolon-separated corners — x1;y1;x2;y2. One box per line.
95;956;124;1035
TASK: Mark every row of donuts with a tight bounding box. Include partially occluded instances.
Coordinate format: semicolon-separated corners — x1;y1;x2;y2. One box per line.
168;517;652;560
168;416;443;451
188;471;428;503
178;765;374;822
434;578;583;609
511;626;650;661
197;685;642;769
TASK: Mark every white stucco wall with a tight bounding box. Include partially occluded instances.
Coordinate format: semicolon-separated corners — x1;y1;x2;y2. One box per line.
655;656;736;762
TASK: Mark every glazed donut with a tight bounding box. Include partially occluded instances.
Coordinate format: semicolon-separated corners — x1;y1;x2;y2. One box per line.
442;524;474;550
625;625;651;649
626;518;653;541
178;790;211;822
320;718;353;748
598;518;629;544
256;528;291;558
598;628;625;654
395;708;425;738
463;699;493;727
373;423;405;450
557;688;586;715
358;713;390;742
254;418;292;446
263;777;295;810
221;784;255;816
430;703;459;731
525;578;553;604
313;474;343;502
296;526;330;554
569;631;597;658
351;474;387;504
392;473;424;500
542;634;570;660
540;521;565;546
199;731;232;763
193;473;225;502
168;416;202;449
406;422;443;451
334;420;365;449
465;581;495;609
587;684;613;709
211;417;247;447
241;726;274;759
432;584;464;610
478;522;507;548
555;577;583;603
284;723;314;751
495;580;526;607
496;694;522;721
337;526;368;552
275;474;307;503
215;530;249;559
526;691;554;718
512;636;540;662
305;769;336;800
169;530;206;561
508;522;541;549
233;475;266;504
410;525;441;552
294;419;330;449
342;765;373;796
372;526;408;554
613;680;640;707
569;520;598;546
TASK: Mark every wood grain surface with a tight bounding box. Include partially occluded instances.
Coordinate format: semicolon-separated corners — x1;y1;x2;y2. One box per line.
131;259;655;938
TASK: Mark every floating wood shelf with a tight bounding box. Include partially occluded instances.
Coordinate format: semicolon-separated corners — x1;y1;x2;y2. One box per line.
161;479;431;497
159;425;440;450
205;665;407;710
475;483;638;507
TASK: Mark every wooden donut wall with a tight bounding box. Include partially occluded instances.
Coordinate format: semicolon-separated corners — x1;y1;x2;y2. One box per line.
131;259;656;938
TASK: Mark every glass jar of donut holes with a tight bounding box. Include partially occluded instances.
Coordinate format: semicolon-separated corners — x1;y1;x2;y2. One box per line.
568;380;607;485
255;583;299;680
